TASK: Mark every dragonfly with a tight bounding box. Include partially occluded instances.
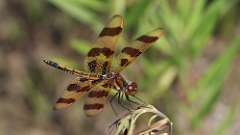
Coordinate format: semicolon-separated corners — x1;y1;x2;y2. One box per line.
43;15;164;116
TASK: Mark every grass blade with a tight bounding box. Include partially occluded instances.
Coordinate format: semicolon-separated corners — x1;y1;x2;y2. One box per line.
190;37;240;129
49;0;102;31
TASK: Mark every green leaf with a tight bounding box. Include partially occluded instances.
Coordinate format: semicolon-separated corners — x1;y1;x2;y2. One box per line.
190;37;240;129
70;39;92;54
176;0;192;22
72;0;106;12
142;65;177;103
125;0;152;31
189;0;237;57
184;0;206;41
213;105;238;135
49;0;102;31
110;0;126;15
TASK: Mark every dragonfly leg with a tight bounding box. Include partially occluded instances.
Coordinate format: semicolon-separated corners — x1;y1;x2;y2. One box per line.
118;92;130;111
109;92;119;116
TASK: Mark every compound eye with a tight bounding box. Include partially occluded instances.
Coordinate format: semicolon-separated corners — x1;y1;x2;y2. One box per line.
127;82;137;95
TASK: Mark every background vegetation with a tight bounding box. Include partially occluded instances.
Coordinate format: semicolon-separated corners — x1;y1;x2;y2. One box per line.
0;0;240;134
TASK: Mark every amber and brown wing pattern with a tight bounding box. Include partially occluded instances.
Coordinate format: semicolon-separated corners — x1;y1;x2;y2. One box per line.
85;15;124;75
114;28;164;72
83;81;112;116
54;77;101;109
82;15;123;116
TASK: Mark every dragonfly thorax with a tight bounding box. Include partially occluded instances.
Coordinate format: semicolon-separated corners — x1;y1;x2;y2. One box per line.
105;72;137;95
125;81;137;95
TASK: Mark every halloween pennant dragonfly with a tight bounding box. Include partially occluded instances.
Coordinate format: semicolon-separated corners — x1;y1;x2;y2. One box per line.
43;15;164;116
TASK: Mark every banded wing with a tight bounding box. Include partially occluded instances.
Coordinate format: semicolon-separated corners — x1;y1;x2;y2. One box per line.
83;15;123;116
85;15;124;75
83;81;112;116
114;28;164;72
54;77;102;109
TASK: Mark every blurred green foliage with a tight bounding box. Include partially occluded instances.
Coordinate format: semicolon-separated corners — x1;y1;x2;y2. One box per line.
47;0;240;134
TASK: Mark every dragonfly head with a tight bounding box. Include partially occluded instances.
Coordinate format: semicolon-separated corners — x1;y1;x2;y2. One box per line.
126;81;137;95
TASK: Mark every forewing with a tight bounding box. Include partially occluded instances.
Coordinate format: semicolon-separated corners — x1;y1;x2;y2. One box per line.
85;15;124;74
114;28;164;72
83;81;112;116
54;77;99;109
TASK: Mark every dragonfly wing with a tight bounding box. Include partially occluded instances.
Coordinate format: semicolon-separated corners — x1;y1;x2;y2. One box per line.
54;77;100;109
85;15;124;74
114;28;164;72
83;81;112;116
